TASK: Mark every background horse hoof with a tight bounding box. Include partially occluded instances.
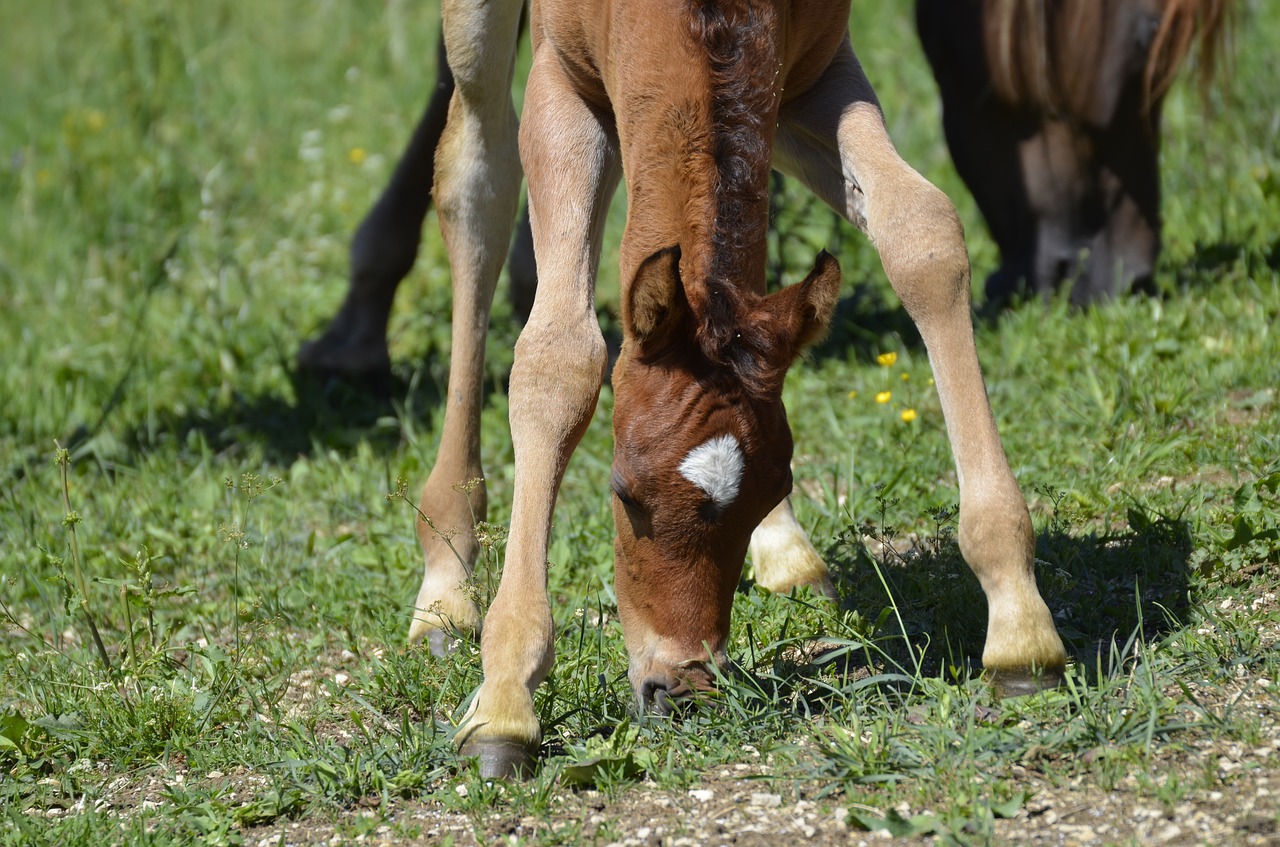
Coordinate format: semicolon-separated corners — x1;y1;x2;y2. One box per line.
459;737;538;780
989;666;1065;699
296;333;393;395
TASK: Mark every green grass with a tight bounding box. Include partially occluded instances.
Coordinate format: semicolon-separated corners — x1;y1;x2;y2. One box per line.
3;1;1280;845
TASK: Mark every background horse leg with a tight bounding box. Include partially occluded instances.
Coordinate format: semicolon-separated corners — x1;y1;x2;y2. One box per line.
456;49;618;779
776;40;1066;692
749;498;834;597
297;22;538;387
297;31;453;385
407;0;524;652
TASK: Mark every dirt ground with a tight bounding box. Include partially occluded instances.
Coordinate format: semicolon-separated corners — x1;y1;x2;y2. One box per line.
233;748;1279;847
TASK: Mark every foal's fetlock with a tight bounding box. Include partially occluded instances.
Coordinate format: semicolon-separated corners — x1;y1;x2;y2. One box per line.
748;507;835;597
408;546;482;652
981;587;1067;697
749;534;835;597
456;688;541;779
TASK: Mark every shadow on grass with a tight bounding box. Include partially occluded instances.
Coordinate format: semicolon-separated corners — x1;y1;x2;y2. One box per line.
1173;236;1280;287
29;367;447;476
808;285;925;367
828;512;1194;678
143;368;446;463
724;509;1196;719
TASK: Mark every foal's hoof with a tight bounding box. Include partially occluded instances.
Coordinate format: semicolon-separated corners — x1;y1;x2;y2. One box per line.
426;628;458;658
459;737;537;780
989;666;1065;699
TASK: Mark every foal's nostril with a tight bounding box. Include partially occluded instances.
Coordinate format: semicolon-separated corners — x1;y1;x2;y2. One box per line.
640;679;675;716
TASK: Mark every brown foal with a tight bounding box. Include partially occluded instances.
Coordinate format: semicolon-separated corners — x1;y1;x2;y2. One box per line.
411;0;1067;777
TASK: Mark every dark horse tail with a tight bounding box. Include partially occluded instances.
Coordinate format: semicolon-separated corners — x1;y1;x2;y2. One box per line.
981;0;1231;118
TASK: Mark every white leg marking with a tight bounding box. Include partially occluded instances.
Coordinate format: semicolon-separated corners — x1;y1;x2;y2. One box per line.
678;434;745;510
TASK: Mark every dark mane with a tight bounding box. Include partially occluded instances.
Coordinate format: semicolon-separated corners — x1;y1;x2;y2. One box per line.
686;0;783;396
983;0;1231;117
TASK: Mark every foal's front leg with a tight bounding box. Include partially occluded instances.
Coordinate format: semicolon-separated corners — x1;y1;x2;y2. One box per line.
455;53;620;778
408;0;524;651
777;40;1066;691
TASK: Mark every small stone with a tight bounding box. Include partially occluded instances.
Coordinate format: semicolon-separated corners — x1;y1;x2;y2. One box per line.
749;793;782;808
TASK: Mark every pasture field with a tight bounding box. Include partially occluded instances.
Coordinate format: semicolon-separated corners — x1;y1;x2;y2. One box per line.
2;1;1279;844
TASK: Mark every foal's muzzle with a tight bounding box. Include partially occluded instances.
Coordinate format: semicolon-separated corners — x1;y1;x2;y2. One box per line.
635;659;717;716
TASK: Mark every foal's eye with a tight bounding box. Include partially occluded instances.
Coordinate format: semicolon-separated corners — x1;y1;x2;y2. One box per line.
611;471;643;512
697;499;726;523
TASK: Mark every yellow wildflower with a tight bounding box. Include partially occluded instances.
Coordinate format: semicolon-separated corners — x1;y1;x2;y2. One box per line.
847;389;858;399
900;408;917;423
876;351;897;367
900;372;910;381
348;147;368;165
875;390;891;404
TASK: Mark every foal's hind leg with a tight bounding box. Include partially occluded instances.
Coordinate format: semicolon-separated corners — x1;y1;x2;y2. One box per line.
407;0;524;651
777;40;1066;690
456;52;619;778
750;499;834;597
298;26;538;384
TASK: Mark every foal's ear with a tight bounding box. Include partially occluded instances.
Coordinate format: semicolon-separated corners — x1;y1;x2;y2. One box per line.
625;246;688;347
769;250;842;356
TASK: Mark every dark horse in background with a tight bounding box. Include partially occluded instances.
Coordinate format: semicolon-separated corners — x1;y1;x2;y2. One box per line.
298;0;1230;383
916;0;1230;306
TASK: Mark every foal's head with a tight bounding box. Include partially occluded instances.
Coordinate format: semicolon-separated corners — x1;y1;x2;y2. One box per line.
609;247;840;714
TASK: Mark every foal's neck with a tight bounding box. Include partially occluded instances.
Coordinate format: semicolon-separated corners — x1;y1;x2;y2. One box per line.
615;0;783;300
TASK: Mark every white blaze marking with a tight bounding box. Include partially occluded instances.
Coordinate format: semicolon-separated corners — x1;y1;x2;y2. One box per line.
678;434;744;510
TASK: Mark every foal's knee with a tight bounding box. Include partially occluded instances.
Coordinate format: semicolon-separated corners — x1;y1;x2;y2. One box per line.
874;177;972;323
509;309;607;432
